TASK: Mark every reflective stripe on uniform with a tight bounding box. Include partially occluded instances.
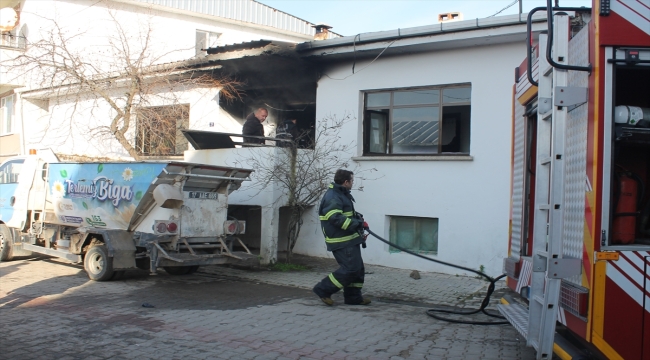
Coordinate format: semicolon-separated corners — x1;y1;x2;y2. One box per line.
329;273;343;288
325;233;360;243
319;209;342;221
328;184;334;188
342;218;351;230
348;283;363;288
342;211;354;217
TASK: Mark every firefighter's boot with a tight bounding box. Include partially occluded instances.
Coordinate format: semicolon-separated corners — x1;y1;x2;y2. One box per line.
313;286;334;306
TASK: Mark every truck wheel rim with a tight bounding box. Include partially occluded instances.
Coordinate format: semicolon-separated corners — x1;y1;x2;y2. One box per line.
88;253;104;274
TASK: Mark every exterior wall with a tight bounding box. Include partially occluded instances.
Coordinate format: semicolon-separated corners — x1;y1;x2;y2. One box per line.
22;87;242;159
16;0;309;79
0;134;20;162
293;43;524;276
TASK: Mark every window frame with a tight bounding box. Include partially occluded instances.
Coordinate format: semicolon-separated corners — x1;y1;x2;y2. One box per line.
0;94;15;135
388;215;439;254
135;104;190;157
363;84;471;156
0;158;24;184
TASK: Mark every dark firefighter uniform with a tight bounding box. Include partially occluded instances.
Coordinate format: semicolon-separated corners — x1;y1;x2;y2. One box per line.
312;182;367;305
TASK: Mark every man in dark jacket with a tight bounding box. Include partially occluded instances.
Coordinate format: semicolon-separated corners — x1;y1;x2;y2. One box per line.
242;108;268;144
313;169;371;306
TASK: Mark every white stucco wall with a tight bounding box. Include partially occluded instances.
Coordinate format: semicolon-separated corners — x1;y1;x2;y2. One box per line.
292;43;522;277
17;0;308;76
21;86;238;159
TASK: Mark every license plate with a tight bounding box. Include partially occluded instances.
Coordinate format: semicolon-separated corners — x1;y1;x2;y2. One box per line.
187;191;218;200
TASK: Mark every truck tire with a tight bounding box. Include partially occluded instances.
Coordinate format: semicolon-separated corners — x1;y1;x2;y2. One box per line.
163;266;193;275
0;224;14;262
84;244;114;281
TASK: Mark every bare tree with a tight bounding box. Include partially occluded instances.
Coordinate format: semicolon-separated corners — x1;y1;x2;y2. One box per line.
240;114;376;263
4;11;239;160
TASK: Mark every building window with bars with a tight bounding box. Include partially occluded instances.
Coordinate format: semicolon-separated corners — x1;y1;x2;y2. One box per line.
389;216;439;254
135;104;189;156
0;94;15;135
363;84;471;155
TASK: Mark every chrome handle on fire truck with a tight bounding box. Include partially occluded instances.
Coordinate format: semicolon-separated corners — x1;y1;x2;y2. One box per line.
526;4;592;87
544;0;592;74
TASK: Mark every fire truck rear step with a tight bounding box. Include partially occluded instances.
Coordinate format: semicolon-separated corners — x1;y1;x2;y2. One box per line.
497;299;530;342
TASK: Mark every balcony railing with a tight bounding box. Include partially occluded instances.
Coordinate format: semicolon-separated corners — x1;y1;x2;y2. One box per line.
0;33;26;50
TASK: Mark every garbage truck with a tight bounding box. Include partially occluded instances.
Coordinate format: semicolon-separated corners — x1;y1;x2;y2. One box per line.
0;151;257;280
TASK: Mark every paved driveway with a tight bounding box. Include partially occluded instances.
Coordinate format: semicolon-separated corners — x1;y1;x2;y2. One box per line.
0;255;535;359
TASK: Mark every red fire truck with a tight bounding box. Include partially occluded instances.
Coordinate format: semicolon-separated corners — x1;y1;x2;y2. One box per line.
498;1;650;359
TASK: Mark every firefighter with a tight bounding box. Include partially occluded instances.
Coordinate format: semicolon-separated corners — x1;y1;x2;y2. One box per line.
312;169;371;306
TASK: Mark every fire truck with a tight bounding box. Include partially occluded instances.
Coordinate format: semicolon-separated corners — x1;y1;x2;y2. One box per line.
498;1;650;359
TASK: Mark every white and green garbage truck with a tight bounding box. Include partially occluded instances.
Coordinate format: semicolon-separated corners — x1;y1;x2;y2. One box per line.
0;151;256;280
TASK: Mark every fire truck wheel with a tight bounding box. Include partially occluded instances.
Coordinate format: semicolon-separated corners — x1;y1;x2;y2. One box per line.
84;244;114;281
0;224;14;262
163;266;192;275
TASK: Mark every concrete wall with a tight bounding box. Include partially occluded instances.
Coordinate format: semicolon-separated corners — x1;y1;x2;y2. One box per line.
292;43;522;277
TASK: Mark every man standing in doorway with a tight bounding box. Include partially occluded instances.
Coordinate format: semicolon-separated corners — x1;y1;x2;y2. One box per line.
242;107;268;144
313;169;371;306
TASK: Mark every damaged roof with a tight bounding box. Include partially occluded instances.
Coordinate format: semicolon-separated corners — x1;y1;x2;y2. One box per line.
201;40;319;105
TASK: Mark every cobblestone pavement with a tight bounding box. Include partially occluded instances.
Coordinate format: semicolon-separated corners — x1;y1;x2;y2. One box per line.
0;255;536;360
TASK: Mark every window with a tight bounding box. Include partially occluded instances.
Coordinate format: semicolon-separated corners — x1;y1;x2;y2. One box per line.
363;85;471;155
0;94;15;135
389;216;438;254
0;24;27;50
195;30;221;56
135;105;189;156
0;159;24;184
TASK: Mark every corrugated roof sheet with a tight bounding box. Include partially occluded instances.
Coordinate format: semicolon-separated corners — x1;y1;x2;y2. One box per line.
133;0;339;38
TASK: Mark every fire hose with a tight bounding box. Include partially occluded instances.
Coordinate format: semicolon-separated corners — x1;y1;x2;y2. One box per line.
365;228;509;325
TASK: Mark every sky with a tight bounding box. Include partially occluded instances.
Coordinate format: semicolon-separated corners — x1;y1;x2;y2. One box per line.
256;0;593;36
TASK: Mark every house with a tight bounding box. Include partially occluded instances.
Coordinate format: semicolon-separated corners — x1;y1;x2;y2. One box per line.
289;13;550;276
183;12;551;276
0;0;338;162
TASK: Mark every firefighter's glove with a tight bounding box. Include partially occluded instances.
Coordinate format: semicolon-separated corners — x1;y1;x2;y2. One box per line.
363;221;369;230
